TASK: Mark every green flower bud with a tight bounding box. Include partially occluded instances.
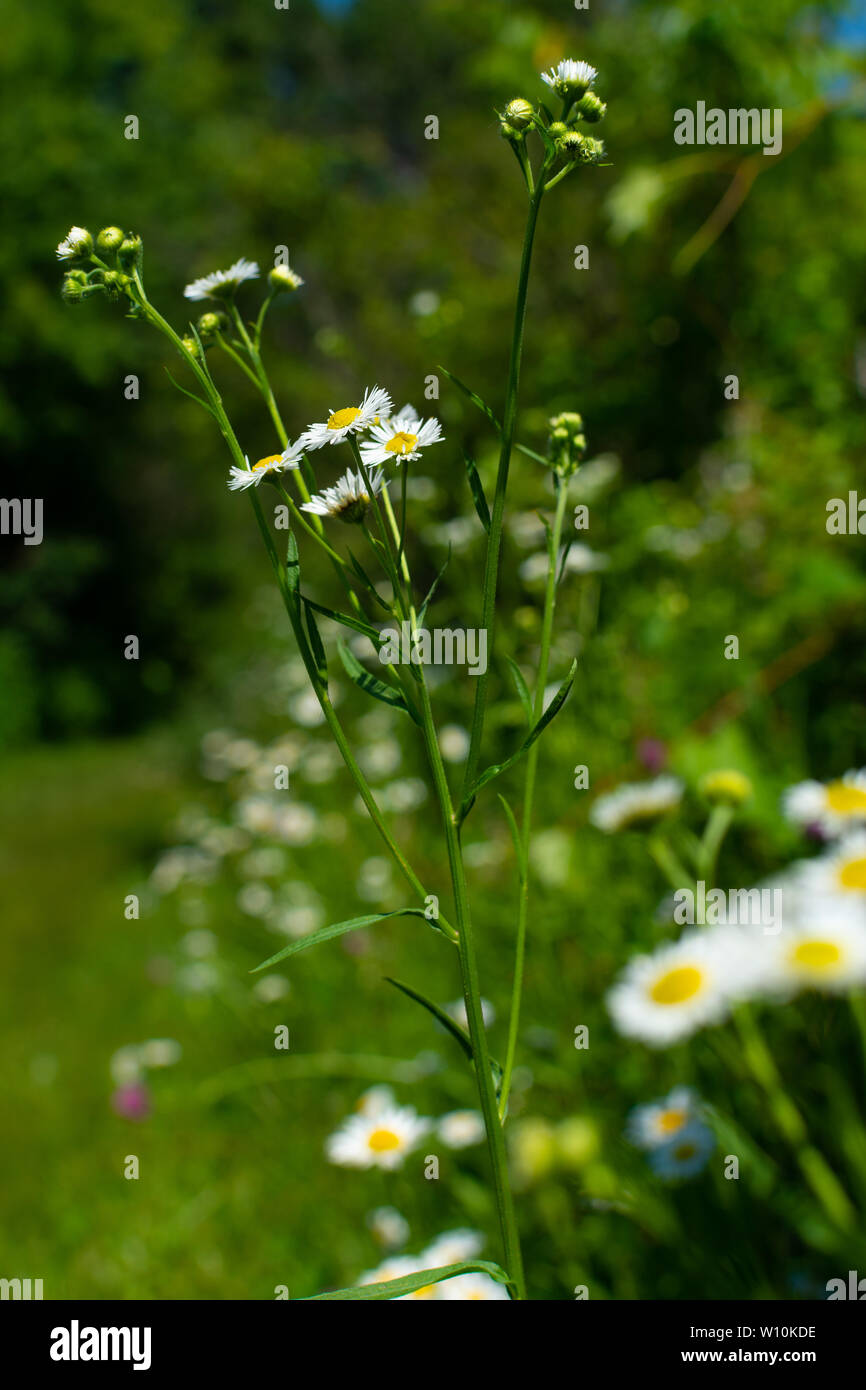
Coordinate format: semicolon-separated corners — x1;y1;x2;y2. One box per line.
576;91;606;123
117;235;143;271
196;310;227;340
558;131;605;165
61;275;86;303
268;264;304;294
504;98;534;131
548;122;568;140
180;334;202;358
499;120;524;144
102;269;132;301
96;226;126;252
547;411;586;477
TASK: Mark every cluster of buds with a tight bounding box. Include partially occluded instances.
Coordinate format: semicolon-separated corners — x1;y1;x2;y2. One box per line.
499;58;608;171
56;225;140;306
546;411;586;479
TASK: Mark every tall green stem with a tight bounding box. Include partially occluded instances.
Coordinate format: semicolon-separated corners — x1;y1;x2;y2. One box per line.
416;677;526;1297
500;477;569;1116
461;185;545;803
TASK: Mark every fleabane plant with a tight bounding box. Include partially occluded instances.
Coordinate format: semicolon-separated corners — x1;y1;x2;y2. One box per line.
55;60;609;1302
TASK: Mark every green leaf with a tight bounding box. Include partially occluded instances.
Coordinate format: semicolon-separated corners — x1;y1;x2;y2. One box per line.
514;440;550;467
346;549;392;612
300;593;380;644
460;659;577;816
384;977;473;1061
439;365;502;432
464;452;491;533
163;367;217;417
251;909;429;973
497;792;527;882
417;546;452;628
304;600;328;683
285;526;300;602
303;1260;513;1301
505;656;532;724
337;640;421;724
556;539;574;587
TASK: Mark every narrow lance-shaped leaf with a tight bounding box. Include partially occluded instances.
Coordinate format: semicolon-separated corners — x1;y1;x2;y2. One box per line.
337;639;422;725
505;655;532;724
251;909;430;973
416;546;452;628
384;976;473;1061
460;659;578;817
300;592;380;644
345;548;393;612
464;452;491;533
302;1259;514;1301
304;600;328;683
497;792;527;883
439;365;502;433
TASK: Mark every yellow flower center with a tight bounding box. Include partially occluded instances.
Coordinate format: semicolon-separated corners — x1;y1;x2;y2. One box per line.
253;454;282;471
408;1285;436;1299
825;782;866;814
327;407;361;431
650;965;704;1006
790;939;842;972
368;1128;401;1152
385;431;419;455
658;1108;687;1134
838;857;866;891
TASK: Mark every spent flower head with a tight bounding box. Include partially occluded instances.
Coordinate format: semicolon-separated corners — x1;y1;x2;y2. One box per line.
301;466;388;524
269;264;304;294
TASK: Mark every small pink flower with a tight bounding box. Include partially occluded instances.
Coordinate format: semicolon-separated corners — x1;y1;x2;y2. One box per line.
111;1082;151;1121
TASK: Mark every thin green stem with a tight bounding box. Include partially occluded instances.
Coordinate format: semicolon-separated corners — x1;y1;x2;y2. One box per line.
499;477;569;1116
461;182;546;804
696;803;734;885
415;676;526;1296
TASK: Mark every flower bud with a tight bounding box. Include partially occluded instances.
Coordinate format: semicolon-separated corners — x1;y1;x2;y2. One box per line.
56;226;93;263
61;275;86;303
268;264;304;294
117;235;143;271
102;269;132;301
97;226;126;252
547;411;586;477
499;121;524;145
504;98;534;131
576;92;606;123
180;334;202;359
197;310;227;341
548;122;568;140
698;770;753;807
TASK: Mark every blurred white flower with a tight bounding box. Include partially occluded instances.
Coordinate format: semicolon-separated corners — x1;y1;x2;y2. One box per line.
590;776;683;833
326;1102;431;1171
437;1110;485;1149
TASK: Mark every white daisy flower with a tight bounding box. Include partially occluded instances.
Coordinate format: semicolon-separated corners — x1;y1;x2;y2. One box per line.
783;770;866;838
607;927;757;1047
439;1272;509;1301
56;226;92;260
184;257;260;301
795;831;866;900
590;776;683;833
540;59;598;98
750;898;866;997
301;466;387;523
300;386;393;450
649;1122;714;1181
325;1101;431;1170
360;404;444;467
437;1110;485;1149
626;1086;700;1149
367;1205;410;1251
227;442;303;492
423;1228;485;1267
